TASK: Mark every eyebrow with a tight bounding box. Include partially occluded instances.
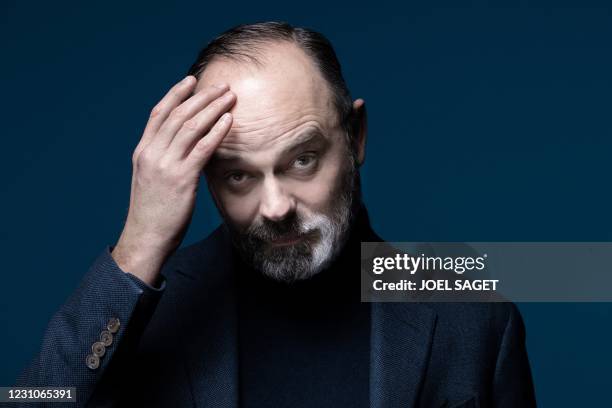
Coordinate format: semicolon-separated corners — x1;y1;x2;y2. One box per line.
279;128;327;156
210;128;328;163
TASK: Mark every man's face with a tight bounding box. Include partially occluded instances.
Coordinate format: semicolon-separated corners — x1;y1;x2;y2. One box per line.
196;42;360;282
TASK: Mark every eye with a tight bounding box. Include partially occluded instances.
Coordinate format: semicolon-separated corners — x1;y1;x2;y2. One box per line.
292;153;318;170
224;171;250;186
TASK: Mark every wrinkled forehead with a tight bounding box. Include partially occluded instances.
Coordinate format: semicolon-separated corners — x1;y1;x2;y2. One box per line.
194;42;338;152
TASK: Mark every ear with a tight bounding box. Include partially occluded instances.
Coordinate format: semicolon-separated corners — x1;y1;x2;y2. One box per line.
351;98;367;166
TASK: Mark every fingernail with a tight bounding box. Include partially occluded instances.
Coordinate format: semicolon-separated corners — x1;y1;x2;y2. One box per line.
213;83;229;90
183;75;195;84
222;112;232;122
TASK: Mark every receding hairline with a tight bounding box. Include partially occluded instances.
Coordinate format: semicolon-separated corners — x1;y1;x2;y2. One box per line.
195;39;328;88
187;21;357;152
204;38;304;69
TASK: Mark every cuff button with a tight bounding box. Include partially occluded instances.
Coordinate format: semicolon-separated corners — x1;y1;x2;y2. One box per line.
92;341;106;357
100;330;113;347
107;317;120;334
86;354;100;370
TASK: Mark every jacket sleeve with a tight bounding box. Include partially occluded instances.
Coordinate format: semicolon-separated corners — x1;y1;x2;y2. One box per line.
14;246;166;406
492;303;537;407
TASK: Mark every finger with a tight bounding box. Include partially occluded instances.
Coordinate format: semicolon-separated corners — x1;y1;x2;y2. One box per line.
184;112;233;171
150;85;231;152
138;76;197;152
166;90;236;160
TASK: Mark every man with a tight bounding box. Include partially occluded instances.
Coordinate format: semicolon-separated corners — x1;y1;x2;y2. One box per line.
16;22;536;407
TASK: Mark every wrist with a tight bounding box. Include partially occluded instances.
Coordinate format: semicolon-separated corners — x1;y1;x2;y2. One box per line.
111;237;168;286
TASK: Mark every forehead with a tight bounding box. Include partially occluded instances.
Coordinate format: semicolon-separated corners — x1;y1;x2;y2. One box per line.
195;42;338;153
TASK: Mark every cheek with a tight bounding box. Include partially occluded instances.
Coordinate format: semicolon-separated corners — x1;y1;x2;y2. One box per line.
210;183;260;230
293;152;347;213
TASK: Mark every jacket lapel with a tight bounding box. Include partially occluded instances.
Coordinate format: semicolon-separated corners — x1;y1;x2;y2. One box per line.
169;227;239;408
370;302;437;408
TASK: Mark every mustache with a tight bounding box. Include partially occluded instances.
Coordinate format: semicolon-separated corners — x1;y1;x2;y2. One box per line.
243;212;304;243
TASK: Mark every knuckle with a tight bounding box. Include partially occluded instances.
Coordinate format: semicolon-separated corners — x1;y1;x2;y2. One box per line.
156;157;171;172
169;88;181;99
182;119;198;131
155;157;180;178
131;149;141;165
149;104;162;118
171;105;187;118
205;87;223;100
136;148;155;168
211;98;225;109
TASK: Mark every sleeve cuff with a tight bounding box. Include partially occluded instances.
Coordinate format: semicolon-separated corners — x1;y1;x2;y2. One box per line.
105;246;167;293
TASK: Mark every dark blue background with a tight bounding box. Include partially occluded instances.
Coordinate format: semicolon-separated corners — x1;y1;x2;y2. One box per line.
1;0;611;405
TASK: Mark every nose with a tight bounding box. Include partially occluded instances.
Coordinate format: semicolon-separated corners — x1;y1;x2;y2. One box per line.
259;177;295;222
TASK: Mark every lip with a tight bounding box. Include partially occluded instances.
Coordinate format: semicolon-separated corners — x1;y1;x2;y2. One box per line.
269;235;304;247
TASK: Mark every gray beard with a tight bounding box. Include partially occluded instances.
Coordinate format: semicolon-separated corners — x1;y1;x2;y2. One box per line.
228;157;359;283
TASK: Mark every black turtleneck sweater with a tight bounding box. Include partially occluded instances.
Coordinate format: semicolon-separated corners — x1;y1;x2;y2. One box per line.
236;207;378;407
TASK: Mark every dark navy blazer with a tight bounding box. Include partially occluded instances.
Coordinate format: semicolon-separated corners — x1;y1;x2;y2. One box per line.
16;218;536;407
